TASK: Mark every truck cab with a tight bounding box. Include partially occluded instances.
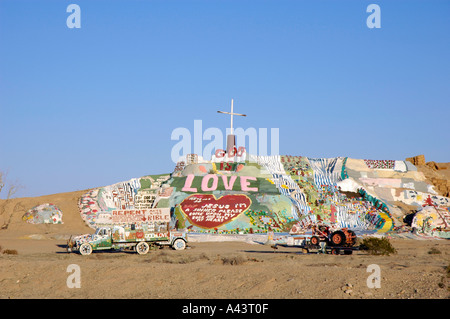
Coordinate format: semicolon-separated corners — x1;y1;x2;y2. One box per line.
93;227;112;248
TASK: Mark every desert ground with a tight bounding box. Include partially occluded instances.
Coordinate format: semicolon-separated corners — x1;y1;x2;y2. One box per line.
0;188;449;300
0;236;449;299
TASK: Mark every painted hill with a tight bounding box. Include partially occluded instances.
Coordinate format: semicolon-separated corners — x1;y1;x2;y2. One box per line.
1;153;449;240
76;153;450;239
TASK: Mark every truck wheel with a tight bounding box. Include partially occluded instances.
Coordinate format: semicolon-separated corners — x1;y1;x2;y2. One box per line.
136;242;150;255
310;236;320;245
79;243;93;256
172;239;186;250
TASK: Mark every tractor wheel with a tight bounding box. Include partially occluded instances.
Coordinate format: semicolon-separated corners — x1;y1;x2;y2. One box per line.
331;248;340;255
346;230;357;247
310;236;320;246
136;242;150;255
330;231;346;246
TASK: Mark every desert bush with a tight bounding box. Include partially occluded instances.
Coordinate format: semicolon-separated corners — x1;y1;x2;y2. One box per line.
221;255;247;265
0;170;24;229
0;244;18;255
428;247;442;255
2;249;18;255
360;237;397;256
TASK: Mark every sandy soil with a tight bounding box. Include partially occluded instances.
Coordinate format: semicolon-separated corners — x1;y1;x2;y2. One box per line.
0;189;449;299
0;236;449;299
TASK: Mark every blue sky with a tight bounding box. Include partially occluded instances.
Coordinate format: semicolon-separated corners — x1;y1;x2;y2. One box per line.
0;0;449;198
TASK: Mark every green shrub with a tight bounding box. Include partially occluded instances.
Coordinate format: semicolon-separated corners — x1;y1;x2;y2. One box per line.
360;237;397;256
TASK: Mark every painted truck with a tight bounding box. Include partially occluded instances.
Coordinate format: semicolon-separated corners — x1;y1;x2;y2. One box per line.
67;208;188;255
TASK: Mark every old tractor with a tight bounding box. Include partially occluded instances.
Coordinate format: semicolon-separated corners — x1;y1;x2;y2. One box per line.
309;224;357;248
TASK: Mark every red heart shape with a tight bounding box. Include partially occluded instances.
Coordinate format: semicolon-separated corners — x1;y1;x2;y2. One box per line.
179;194;252;229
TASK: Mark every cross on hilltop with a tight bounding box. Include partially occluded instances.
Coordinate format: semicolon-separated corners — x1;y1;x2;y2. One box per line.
217;99;246;152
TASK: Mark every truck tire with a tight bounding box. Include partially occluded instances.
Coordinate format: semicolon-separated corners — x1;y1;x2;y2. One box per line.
79;243;93;256
310;236;320;245
172;238;186;250
136;242;150;255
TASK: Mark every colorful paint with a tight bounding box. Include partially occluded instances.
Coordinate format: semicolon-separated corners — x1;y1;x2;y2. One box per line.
364;159;395;169
76;153;449;238
412;206;450;238
22;203;63;224
179;194;252;229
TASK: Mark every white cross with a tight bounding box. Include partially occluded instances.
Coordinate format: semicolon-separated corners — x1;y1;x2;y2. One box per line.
217;99;246;135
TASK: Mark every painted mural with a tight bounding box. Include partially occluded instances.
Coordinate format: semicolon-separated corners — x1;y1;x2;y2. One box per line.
364;159;395;170
169;163;297;233
273;156;394;232
76;152;450;238
23;203;63;224
78;175;172;228
411;206;450;239
178;194;252;229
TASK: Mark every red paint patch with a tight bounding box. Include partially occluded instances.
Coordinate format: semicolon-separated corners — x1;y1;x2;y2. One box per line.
179;194;252;229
